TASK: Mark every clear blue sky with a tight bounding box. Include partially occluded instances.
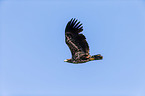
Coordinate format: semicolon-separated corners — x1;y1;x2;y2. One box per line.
1;0;145;96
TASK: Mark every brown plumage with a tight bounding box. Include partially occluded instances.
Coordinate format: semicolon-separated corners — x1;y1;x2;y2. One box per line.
64;18;103;64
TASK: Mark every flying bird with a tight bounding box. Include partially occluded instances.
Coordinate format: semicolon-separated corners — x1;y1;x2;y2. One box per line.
64;18;103;64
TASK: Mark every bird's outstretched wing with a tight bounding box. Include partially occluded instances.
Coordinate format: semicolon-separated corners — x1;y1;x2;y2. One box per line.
65;18;89;58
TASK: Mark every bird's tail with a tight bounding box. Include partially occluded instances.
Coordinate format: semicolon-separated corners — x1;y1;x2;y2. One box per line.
89;54;103;61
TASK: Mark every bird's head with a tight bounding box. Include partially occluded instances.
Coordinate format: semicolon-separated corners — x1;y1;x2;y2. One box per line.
64;59;72;63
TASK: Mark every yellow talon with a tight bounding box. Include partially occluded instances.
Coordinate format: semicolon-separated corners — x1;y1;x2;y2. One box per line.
89;58;95;60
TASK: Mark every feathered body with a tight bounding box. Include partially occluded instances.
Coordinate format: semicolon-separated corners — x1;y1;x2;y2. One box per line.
64;18;103;64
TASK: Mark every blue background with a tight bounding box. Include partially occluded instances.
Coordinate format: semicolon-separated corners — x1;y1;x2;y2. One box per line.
1;0;145;96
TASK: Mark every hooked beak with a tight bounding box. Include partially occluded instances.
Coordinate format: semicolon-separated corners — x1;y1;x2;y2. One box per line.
64;59;68;62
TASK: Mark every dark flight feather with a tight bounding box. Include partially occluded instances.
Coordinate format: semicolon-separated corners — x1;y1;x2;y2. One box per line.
65;18;89;57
